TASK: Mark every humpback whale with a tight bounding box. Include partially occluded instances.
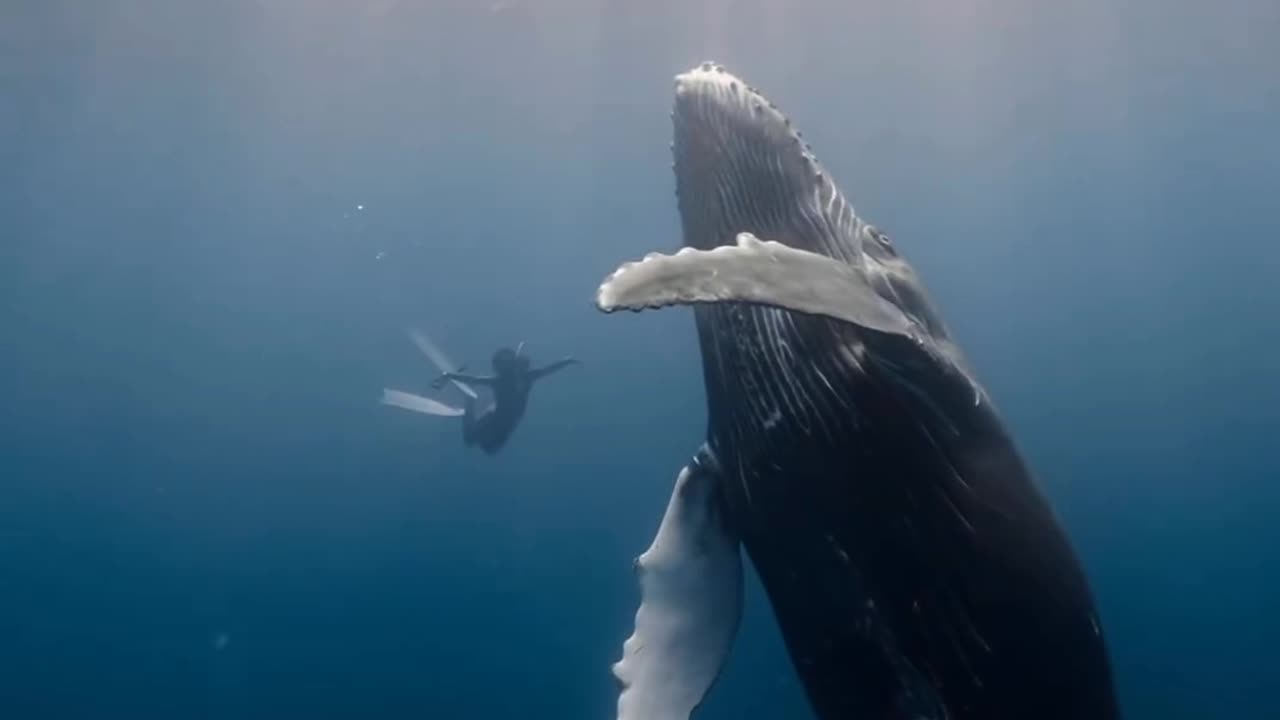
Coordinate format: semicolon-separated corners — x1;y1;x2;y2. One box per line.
595;64;1120;720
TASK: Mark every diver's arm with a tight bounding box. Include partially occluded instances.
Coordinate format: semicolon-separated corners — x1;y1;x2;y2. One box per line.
528;357;582;382
432;371;496;390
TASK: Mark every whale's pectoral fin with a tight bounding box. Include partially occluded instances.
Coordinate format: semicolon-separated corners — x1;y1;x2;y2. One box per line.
595;232;915;338
614;451;742;720
379;388;465;417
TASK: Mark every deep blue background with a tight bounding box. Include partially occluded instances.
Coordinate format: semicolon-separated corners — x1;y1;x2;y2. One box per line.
3;1;1277;718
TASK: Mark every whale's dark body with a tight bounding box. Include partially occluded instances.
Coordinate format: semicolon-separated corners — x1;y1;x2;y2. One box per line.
669;64;1120;719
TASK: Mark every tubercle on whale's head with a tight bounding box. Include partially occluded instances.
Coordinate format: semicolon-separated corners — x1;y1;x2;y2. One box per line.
670;62;832;253
665;64;965;368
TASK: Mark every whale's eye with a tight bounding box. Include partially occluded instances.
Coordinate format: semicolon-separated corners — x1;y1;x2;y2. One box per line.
868;226;896;256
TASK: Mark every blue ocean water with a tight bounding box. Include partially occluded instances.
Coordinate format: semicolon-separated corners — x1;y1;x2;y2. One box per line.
2;1;1277;718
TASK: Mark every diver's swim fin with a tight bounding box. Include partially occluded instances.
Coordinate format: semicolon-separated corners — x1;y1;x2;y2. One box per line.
408;329;478;399
380;388;465;417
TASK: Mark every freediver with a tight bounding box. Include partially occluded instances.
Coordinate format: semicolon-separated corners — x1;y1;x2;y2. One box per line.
432;345;580;454
381;331;580;454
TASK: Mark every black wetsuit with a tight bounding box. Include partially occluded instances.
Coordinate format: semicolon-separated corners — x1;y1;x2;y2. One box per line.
438;355;579;454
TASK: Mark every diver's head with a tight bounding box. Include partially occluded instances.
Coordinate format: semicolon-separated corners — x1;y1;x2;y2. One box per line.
492;347;530;374
492;348;517;373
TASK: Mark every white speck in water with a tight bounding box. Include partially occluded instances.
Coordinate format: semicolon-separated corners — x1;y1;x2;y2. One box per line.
356;204;365;211
375;251;387;261
214;632;229;651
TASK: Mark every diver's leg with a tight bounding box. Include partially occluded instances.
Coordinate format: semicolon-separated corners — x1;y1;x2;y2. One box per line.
461;395;478;446
458;392;481;443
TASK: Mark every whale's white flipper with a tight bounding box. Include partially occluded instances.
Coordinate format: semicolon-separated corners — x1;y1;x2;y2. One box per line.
408;328;478;399
614;455;742;720
380;388;465;417
596;232;915;338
